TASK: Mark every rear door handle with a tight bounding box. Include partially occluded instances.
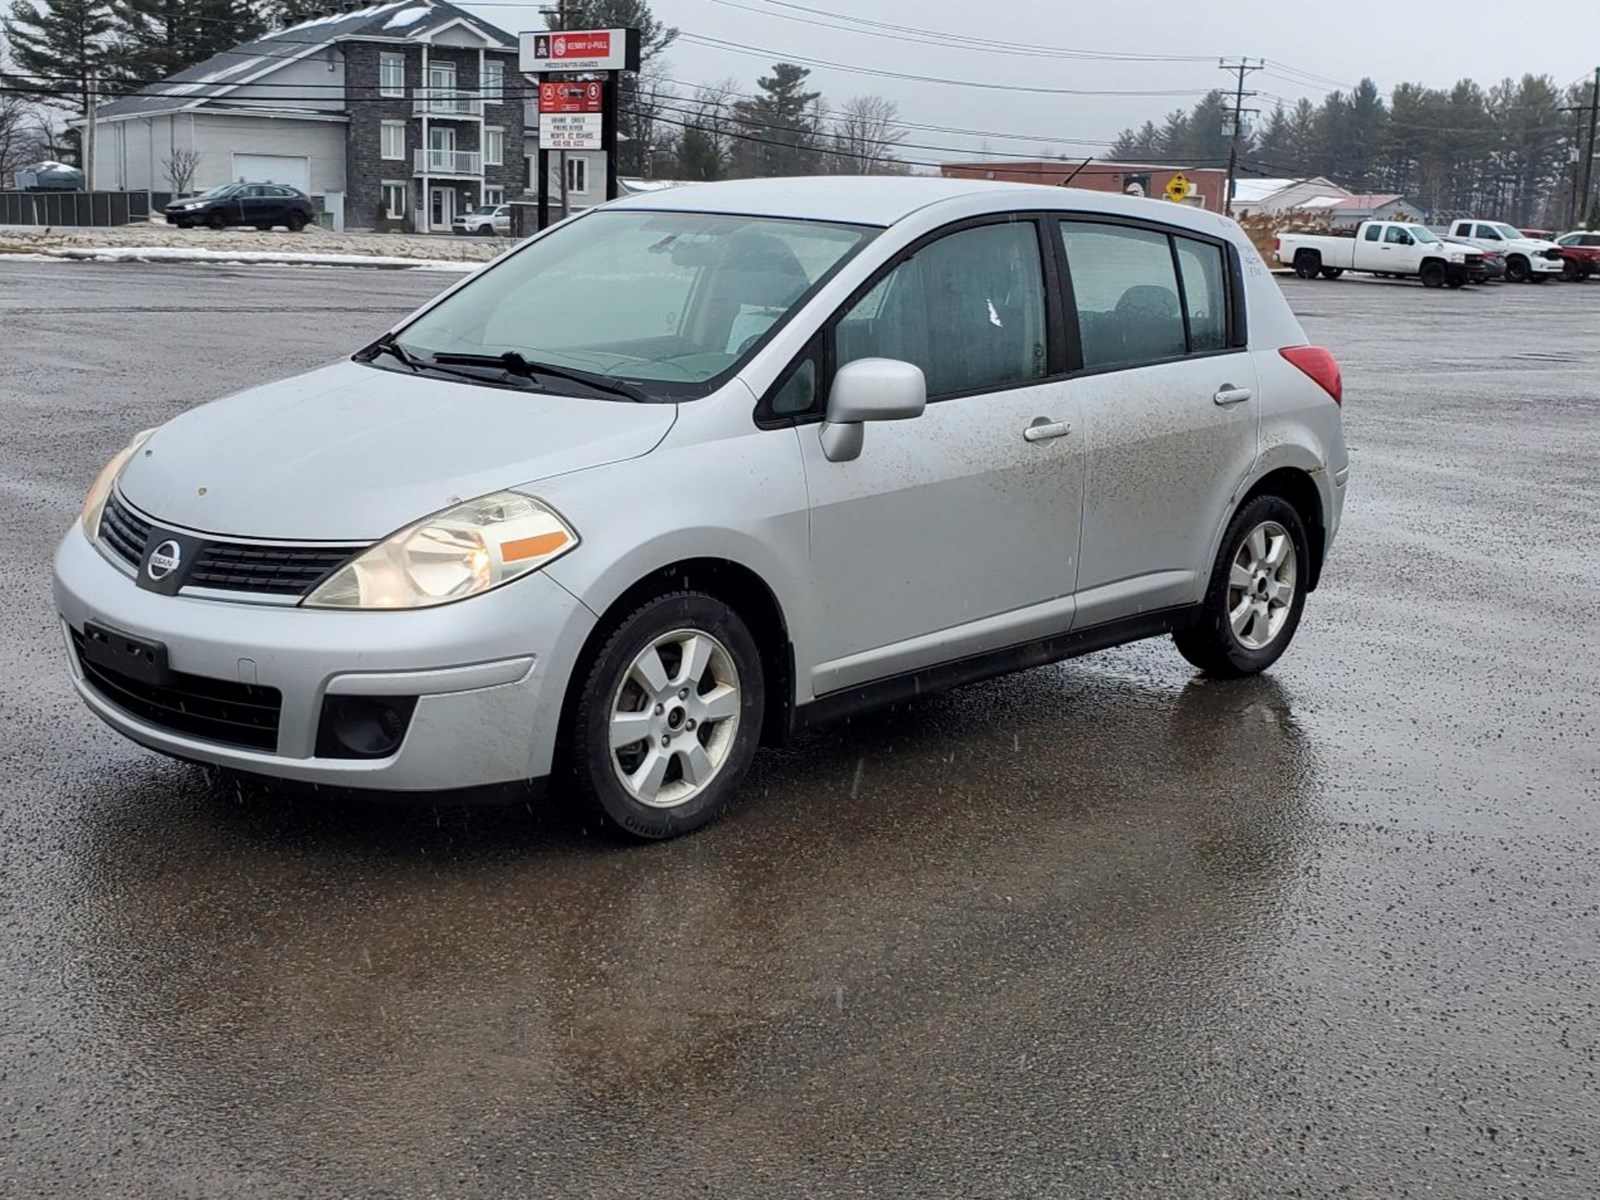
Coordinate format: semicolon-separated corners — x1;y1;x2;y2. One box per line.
1213;386;1253;406
1024;419;1071;442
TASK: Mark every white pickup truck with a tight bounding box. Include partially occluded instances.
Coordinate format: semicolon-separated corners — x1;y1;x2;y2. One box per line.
1276;221;1481;288
1443;220;1563;282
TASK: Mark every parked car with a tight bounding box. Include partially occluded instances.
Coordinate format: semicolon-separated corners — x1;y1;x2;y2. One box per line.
453;204;511;236
56;177;1347;839
164;182;314;231
1444;220;1563;282
1277;220;1480;287
1553;231;1600;280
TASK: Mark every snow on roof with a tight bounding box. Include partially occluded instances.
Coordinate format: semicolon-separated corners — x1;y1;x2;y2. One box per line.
1298;193;1406;211
382;4;433;30
280;0;409;35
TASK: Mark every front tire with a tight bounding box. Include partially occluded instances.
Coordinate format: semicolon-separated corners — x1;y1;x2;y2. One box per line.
1505;254;1530;282
206;211;227;230
1420;260;1446;288
564;591;765;840
1174;495;1310;678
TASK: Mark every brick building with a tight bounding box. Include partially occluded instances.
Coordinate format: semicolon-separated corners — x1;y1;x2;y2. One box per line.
940;160;1232;212
87;0;526;233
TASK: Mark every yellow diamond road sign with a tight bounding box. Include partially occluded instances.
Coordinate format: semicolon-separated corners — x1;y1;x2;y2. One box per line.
1164;174;1190;202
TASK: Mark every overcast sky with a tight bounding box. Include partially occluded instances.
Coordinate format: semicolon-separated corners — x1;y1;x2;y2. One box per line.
467;0;1600;165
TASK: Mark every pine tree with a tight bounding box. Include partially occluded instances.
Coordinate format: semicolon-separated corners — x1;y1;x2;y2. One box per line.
2;0;118;176
110;0;264;84
731;62;821;177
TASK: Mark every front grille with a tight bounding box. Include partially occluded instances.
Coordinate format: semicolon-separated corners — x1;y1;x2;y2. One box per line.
99;492;365;598
186;542;362;596
72;629;282;750
100;493;150;567
1545;248;1564;260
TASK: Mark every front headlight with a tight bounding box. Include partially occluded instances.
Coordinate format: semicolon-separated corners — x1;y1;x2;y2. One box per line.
303;491;578;610
81;429;156;541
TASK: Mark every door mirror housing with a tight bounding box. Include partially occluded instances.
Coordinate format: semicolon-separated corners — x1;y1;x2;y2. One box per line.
819;358;927;463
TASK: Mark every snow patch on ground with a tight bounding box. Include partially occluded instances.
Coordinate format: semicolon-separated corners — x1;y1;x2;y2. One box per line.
36;246;478;272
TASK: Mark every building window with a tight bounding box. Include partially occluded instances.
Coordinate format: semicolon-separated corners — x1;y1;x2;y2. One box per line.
380;53;405;98
484;186;503;206
484;127;504;167
380;120;405;161
482;60;503;103
382;181;408;220
566;156;588;195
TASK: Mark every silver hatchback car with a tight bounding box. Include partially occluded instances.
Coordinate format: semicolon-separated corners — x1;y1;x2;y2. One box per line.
55;177;1348;839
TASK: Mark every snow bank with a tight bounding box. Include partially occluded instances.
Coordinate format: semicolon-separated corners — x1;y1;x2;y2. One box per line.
39;246;479;272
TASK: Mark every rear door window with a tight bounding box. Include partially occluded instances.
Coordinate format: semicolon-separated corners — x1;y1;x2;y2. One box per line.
1058;222;1187;370
1174;238;1227;353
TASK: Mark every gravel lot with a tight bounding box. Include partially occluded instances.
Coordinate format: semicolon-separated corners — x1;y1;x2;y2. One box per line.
1;261;1597;1198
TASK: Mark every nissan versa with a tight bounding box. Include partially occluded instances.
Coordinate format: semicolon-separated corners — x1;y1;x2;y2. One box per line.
55;177;1348;839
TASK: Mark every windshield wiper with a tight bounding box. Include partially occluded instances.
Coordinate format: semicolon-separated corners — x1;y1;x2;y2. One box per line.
427;350;648;402
354;332;424;371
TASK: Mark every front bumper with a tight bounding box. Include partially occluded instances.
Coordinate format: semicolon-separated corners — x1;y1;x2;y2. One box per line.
53;529;598;790
1529;255;1565;275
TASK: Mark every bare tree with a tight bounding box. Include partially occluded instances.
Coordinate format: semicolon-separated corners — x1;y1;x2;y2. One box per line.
828;94;906;176
163;148;200;196
674;77;738;180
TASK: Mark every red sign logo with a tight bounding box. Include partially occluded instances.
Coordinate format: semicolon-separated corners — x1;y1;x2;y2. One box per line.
539;81;604;113
550;32;610;59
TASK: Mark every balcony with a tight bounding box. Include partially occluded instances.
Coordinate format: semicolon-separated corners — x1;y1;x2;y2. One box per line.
413;148;483;177
413;89;482;118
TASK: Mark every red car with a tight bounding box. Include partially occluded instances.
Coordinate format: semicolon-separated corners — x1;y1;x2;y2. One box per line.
1553;231;1600;281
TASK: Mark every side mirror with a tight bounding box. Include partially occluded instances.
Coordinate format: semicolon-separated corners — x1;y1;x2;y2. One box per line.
819;358;927;463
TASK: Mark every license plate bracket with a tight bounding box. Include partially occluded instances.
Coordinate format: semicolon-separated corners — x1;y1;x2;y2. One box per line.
82;622;170;687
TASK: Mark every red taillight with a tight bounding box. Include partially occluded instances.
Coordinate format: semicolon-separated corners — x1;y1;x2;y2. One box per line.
1280;345;1342;406
1273;235;1281;252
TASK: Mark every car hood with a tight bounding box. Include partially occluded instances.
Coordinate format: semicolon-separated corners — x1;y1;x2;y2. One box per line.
117;359;677;540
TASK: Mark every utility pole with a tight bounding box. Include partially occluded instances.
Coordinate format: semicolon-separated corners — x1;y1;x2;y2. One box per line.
1219;57;1262;218
1580;66;1600;229
84;72;97;194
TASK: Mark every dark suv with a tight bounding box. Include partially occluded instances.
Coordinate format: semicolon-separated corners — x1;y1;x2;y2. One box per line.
165;183;315;231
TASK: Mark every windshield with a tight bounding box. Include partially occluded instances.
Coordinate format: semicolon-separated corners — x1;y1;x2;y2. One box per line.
1491;223;1525;241
474;205;498;215
193;184;238;200
1410;226;1439;243
395;210;875;399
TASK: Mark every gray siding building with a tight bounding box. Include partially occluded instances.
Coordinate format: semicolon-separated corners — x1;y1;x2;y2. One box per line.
84;0;526;232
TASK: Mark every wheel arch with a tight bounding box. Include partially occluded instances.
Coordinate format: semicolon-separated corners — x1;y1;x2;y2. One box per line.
558;557;796;751
1239;467;1327;591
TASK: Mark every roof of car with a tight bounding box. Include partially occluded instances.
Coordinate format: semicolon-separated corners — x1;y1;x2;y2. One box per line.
604;175;1238;232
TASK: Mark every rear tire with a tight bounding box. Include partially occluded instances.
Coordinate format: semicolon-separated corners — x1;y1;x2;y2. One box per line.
287;214;307;232
1293;251;1321;280
563;591;765;840
1174;494;1311;678
1528;272;1549;284
1420;260;1446;288
1318;267;1344;280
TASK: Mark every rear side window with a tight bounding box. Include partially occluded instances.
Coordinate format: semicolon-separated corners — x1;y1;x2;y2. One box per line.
1058;222;1187;370
1364;225;1382;242
1174;238;1227;352
835;221;1048;399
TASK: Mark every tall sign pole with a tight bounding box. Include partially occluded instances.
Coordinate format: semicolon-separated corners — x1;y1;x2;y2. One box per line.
1580;66;1600;229
521;27;640;223
1219;57;1261;218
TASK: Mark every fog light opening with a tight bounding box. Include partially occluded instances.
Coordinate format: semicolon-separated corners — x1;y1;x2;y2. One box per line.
317;695;419;759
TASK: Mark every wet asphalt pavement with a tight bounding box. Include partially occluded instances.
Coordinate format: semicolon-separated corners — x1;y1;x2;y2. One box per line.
2;261;1598;1198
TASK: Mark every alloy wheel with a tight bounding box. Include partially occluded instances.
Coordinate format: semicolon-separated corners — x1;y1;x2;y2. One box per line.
1227;521;1298;651
608;629;741;808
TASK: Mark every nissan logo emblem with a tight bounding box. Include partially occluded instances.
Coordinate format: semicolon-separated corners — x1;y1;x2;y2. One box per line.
147;539;181;581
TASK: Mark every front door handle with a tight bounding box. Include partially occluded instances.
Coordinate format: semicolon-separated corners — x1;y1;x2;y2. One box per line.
1024;418;1071;442
1213;385;1253;406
